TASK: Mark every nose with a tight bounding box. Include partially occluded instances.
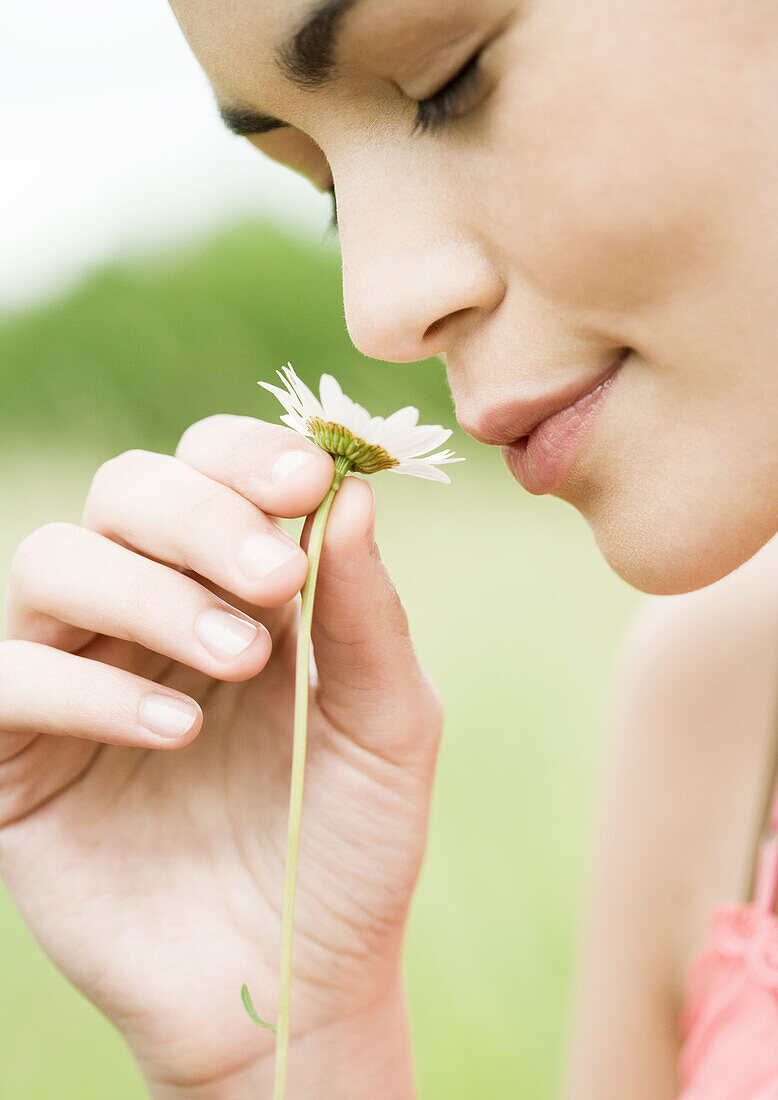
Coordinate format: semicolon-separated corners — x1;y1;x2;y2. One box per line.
339;220;505;364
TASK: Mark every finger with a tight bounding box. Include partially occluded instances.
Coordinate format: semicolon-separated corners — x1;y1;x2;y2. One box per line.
6;523;271;680
305;477;443;771
82;449;307;609
0;639;202;748
175;414;335;519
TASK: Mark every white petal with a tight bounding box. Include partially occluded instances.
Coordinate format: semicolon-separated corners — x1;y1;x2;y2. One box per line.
258;380;305;420
364;414;389;446
341;398;374;440
389;425;452;460
280;411;310;435
315;374;366;436
372;406;420;451
391;461;452;483
318;374;347;421
413;448;463;464
280;363;323;419
377;405;419;435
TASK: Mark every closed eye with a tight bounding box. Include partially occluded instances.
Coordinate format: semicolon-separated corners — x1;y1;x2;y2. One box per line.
412;49;484;136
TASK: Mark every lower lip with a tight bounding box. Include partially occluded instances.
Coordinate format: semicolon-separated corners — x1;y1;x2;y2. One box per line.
503;361;623;495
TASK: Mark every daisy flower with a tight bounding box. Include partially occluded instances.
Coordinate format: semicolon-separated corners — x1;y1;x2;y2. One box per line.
258;362;463;482
243;365;462;1098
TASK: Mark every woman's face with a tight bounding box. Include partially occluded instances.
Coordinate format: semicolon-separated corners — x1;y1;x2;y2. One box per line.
169;0;778;595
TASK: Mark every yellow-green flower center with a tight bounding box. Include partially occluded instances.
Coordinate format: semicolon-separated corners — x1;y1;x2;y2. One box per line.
307;418;398;474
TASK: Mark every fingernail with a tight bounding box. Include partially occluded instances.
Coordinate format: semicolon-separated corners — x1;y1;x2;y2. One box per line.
140;693;199;739
196;608;259;661
237;532;301;580
270;449;319;483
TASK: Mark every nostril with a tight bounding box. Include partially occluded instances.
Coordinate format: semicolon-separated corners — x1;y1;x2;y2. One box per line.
423;308;470;344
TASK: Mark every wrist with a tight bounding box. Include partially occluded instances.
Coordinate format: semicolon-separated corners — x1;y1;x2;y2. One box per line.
141;976;416;1100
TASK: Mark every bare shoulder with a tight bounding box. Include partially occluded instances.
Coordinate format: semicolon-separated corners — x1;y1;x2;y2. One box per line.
614;534;778;978
563;539;778;1100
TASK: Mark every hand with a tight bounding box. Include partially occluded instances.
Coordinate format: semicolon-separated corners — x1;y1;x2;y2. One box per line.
0;416;442;1096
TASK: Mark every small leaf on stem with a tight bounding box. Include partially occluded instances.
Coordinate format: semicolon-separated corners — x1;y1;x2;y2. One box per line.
241;983;277;1032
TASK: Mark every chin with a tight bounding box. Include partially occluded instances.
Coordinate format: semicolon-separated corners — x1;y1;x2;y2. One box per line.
584;496;778;596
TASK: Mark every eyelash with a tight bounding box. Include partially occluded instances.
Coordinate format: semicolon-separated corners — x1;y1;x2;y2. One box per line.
412;50;484;136
326;185;338;232
324;49;484;233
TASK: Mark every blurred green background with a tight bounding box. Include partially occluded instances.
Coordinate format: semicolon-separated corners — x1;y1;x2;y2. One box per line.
0;221;640;1098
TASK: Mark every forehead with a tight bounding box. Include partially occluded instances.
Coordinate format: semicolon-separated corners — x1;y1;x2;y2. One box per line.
169;0;291;96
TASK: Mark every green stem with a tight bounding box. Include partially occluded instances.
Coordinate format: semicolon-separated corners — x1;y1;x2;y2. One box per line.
272;453;351;1099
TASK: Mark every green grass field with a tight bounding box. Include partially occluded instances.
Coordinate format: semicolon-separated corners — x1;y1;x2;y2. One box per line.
0;223;641;1098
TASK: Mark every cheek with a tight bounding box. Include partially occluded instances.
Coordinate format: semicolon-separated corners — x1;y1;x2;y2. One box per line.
561;343;778;594
485;0;745;313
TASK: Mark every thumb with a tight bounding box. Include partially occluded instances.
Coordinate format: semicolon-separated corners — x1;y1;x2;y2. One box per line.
302;475;442;770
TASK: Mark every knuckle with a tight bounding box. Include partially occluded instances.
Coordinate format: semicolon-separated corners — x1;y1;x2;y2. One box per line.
409;678;444;741
420;678;445;735
125;569;165;623
175;414;234;459
9;523;81;586
183;477;228;527
91;448;153;493
396;673;444;767
87;450;155;515
229;420;281;475
0;638;30;690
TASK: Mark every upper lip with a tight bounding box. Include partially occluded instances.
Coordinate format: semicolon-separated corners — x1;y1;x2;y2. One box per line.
459;350;628;446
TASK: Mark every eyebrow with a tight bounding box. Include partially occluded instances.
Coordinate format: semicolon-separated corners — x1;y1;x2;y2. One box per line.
218;0;360;136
